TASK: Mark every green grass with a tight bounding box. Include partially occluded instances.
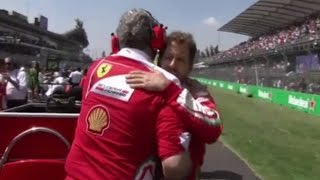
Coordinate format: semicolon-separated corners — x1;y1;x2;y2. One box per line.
209;88;320;180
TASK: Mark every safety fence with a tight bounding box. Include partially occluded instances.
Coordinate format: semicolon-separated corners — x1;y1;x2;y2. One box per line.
195;77;320;117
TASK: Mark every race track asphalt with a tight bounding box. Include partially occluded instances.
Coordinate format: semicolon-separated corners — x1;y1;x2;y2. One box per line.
200;141;261;180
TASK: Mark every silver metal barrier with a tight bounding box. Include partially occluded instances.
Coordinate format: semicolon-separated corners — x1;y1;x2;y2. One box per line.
0;127;70;167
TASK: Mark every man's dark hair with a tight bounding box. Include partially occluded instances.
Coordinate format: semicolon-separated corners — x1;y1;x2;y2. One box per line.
160;24;164;28
111;33;115;36
166;31;197;67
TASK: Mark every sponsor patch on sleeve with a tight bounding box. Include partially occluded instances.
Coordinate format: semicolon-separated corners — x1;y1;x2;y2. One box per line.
86;105;110;135
90;75;134;102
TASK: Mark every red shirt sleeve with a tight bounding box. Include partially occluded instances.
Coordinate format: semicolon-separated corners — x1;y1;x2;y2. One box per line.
161;80;223;144
157;105;190;161
184;94;223;144
162;81;182;103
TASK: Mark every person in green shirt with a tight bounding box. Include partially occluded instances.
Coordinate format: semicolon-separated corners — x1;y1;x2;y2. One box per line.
28;61;40;101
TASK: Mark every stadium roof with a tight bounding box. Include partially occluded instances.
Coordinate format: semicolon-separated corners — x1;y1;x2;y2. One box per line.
218;0;320;37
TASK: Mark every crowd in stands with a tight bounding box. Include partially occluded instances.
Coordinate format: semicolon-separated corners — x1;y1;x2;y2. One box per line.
195;57;320;95
232;60;320;95
213;14;320;60
195;13;320;95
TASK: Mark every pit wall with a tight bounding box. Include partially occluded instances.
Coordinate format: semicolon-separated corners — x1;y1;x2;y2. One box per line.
195;77;320;117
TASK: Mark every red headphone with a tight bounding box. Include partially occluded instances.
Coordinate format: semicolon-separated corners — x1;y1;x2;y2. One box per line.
151;24;166;55
111;24;166;56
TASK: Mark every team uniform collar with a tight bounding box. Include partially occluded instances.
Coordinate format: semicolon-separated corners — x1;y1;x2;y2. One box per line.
114;48;181;87
115;48;151;64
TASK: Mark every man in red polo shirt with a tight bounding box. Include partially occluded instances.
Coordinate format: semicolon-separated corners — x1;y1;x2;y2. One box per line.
65;9;192;180
126;31;223;179
110;32;119;54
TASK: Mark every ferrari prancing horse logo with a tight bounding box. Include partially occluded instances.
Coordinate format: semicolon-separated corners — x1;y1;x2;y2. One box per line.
97;63;112;78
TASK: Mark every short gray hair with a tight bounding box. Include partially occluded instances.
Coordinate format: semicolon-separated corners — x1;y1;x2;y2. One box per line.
116;8;159;50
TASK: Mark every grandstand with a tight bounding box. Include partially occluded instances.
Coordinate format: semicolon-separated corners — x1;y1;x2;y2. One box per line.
194;0;320;95
0;9;90;70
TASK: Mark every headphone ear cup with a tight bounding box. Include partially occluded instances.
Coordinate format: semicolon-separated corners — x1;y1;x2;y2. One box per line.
150;27;157;54
151;26;166;54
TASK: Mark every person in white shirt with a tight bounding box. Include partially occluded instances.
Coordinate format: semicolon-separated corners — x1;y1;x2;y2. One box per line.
3;57;28;109
45;72;67;97
69;67;82;87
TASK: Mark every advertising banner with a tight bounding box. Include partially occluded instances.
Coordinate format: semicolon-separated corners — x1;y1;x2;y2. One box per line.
194;77;320;116
254;88;273;101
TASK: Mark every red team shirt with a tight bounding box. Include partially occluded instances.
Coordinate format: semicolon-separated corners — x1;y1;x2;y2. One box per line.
66;49;188;180
65;48;222;180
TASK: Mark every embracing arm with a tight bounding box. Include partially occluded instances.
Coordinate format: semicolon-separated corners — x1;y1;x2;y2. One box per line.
180;78;223;144
157;106;192;180
126;71;223;144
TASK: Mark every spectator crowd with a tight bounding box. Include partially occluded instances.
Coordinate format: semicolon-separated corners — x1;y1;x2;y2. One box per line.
213;14;320;60
0;56;86;110
195;13;320;95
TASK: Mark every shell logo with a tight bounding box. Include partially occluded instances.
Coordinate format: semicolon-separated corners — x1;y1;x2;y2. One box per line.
86;105;110;135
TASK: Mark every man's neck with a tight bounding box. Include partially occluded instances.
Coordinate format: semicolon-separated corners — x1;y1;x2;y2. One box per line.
180;79;188;88
117;48;152;63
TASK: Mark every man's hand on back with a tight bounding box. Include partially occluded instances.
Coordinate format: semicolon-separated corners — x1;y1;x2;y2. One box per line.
125;70;170;91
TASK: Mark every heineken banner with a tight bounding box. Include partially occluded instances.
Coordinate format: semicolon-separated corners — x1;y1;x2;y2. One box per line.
254;87;273;101
195;77;320;117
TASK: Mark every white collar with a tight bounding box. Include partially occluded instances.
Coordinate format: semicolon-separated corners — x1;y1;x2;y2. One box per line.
114;48;181;87
115;48;151;63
